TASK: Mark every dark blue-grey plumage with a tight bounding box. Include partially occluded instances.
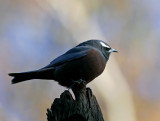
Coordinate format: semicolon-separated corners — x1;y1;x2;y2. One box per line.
44;46;91;68
9;39;117;87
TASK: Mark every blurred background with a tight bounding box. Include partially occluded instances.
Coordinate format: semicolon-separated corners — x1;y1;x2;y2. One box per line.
0;0;160;121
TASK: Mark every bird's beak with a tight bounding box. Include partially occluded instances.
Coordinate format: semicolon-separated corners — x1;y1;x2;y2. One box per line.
109;48;118;53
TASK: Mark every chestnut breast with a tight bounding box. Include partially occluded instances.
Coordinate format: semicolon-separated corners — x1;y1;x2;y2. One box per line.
54;48;106;87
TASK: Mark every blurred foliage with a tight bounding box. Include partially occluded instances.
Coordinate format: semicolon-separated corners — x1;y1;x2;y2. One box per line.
0;0;160;121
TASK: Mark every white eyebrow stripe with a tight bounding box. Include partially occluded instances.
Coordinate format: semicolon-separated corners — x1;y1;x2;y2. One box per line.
100;42;110;48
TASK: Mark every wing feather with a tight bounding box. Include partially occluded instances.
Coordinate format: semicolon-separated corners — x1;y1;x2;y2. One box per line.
43;46;91;68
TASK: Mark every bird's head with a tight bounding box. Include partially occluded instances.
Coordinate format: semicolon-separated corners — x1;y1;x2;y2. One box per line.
78;39;118;61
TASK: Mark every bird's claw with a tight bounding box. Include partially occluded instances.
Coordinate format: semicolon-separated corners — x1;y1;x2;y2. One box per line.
68;79;86;90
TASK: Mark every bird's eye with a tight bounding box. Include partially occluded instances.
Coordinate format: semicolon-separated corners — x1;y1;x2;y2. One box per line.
105;47;110;51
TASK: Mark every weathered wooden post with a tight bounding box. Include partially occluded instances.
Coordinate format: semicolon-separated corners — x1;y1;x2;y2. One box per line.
47;81;104;121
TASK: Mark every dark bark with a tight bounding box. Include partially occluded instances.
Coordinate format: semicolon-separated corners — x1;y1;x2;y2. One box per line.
47;81;104;121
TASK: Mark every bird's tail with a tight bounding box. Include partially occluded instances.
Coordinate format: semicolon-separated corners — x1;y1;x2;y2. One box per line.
8;71;37;84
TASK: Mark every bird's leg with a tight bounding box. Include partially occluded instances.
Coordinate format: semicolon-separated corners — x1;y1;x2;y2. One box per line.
68;80;77;91
68;83;74;91
79;79;86;85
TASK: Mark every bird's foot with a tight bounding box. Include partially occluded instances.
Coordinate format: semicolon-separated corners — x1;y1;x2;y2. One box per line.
68;79;86;91
75;79;86;85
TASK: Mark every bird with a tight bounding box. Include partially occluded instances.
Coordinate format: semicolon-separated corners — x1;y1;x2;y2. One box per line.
8;39;117;88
